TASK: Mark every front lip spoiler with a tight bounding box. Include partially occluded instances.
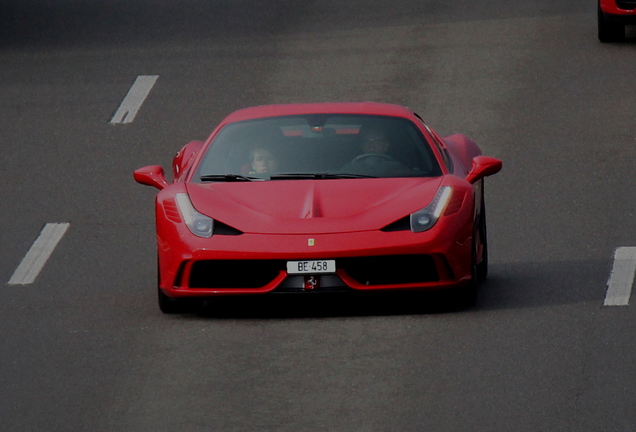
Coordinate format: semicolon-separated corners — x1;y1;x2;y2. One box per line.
162;274;470;298
601;11;636;22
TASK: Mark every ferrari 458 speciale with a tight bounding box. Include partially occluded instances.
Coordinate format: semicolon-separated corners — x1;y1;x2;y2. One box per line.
134;102;502;313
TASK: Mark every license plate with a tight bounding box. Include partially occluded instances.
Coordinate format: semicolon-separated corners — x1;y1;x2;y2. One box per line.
287;260;336;274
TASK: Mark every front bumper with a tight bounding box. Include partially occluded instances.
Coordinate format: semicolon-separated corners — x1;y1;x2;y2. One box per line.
156;218;474;299
601;0;636;21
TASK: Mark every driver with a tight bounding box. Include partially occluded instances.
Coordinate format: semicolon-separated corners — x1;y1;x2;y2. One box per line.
340;127;409;175
361;128;391;155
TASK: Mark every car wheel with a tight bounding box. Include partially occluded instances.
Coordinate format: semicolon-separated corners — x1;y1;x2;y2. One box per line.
158;286;186;314
598;4;625;42
476;194;488;283
452;237;478;309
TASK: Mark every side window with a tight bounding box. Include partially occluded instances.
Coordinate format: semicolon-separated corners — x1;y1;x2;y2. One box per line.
415;114;453;172
431;132;453;172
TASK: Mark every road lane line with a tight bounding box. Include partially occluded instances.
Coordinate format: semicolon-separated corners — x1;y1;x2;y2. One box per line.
8;223;70;285
110;75;159;124
604;246;636;306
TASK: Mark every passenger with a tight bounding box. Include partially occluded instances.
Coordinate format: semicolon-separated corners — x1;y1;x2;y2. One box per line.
248;147;279;174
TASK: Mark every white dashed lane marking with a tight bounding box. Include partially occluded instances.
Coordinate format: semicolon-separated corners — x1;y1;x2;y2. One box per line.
8;223;70;285
110;75;159;124
605;247;636;306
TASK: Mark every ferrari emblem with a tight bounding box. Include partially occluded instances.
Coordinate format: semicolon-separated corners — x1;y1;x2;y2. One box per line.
308;238;315;246
305;275;319;290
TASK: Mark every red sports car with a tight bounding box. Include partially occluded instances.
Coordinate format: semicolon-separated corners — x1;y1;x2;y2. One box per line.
598;0;636;42
134;102;502;313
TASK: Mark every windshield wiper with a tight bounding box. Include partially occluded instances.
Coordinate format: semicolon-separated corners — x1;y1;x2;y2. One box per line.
270;173;377;180
200;174;260;182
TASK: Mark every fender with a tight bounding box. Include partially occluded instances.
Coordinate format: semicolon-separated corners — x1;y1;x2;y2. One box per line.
172;140;204;182
443;134;482;173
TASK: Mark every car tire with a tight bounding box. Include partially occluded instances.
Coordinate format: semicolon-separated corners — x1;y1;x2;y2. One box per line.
476;194;488;283
598;4;625;43
158;286;186;314
453;238;478;309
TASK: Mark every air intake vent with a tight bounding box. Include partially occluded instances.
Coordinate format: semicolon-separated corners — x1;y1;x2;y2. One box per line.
381;216;410;232
617;0;636;9
340;255;439;285
189;260;284;288
213;221;243;236
163;199;182;223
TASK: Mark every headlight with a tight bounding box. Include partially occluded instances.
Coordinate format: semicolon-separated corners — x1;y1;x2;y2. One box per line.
175;193;214;238
410;186;452;233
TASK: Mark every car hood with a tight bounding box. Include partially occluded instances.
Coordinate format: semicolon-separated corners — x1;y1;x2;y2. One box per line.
186;177;443;234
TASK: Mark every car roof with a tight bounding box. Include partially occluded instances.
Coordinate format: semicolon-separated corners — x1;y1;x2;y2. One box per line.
220;102;417;124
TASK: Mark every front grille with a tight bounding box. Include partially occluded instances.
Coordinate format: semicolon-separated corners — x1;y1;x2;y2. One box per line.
339;255;439;285
617;0;636;9
275;275;354;293
188;255;439;290
189;260;284;288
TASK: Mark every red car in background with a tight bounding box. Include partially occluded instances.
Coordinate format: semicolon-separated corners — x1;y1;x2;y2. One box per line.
134;102;502;313
598;0;636;41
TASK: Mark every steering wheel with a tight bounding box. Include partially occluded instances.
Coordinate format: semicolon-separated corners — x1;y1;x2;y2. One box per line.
350;153;395;163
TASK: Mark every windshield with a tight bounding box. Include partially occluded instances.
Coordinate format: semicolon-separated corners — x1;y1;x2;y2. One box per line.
194;114;442;181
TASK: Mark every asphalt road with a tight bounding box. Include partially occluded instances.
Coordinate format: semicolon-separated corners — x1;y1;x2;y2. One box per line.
1;0;636;431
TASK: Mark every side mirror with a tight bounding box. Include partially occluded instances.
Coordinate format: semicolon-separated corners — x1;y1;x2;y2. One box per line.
134;165;170;190
465;156;502;184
